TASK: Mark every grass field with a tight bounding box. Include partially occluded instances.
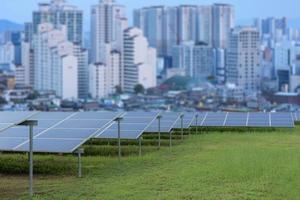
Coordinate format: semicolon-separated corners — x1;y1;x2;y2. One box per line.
1;127;300;200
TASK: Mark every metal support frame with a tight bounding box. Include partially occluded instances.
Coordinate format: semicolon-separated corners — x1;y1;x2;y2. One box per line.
75;149;84;178
157;115;162;150
114;117;123;162
19;120;38;199
195;114;199;135
180;114;184;141
169;130;172;149
139;137;142;156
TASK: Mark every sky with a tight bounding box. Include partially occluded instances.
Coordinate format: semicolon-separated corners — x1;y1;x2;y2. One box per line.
1;0;300;27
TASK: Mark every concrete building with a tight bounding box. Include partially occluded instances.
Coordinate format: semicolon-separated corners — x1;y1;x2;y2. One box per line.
32;0;83;44
33;23;78;99
226;27;261;93
134;6;165;56
89;46;121;99
91;0;127;63
212;4;235;49
123;28;157;93
0;42;15;70
172;41;214;79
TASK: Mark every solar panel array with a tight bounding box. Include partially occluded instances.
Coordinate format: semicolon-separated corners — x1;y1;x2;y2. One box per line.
197;112;294;128
96;112;159;139
0;111;296;154
0;112;121;153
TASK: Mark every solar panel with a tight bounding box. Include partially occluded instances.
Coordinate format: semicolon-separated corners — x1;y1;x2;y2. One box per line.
0;112;121;153
202;112;227;127
95;112;159;140
225;112;247;127
247;113;270;127
0;111;36;131
173;113;196;129
196;112;294;128
146;112;181;132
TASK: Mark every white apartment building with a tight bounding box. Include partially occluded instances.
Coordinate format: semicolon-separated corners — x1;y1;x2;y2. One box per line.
123;27;157;93
91;0;127;63
212;4;235;49
33;23;78;99
226;27;261;93
89;46;121;99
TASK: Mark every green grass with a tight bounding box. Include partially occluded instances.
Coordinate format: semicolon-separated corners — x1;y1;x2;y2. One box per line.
1;127;300;200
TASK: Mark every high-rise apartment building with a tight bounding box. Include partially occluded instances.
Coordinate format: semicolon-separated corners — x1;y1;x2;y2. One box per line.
226;27;261;93
134;6;165;56
91;0;127;63
33;23;79;99
123;28;157;93
32;0;83;44
212;4;235;49
134;4;234;57
172;41;214;79
89;47;121;99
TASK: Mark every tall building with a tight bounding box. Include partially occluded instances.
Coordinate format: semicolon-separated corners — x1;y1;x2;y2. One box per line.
91;0;127;63
0;42;15;70
33;23;79;99
89;47;121;99
134;6;165;56
134;4;233;57
212;4;235;49
226;27;261;93
197;6;213;45
178;5;197;43
123;28;157;92
172;41;214;79
32;0;83;44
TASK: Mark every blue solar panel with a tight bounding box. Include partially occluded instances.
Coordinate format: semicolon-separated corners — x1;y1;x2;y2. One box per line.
36;129;96;139
95;111;158;139
0;111;36;124
0;112;121;153
30;112;74;120
15;139;83;153
55;120;109;129
0;127;45;138
98;129;142;140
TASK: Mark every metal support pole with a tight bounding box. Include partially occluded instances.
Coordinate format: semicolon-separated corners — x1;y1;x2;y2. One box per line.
75;149;84;178
158;116;161;150
169;130;172;149
139;137;142;156
29;124;33;199
117;119;121;162
19;120;37;200
195;115;198;135
180;115;184;141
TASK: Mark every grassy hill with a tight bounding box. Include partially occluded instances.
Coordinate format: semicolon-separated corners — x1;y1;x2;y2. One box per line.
1;127;300;200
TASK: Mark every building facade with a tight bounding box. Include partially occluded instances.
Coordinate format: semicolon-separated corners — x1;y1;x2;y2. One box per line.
33;23;78;99
226;27;261;93
123;28;157;92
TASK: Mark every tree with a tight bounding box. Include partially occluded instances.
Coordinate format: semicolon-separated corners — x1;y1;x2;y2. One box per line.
134;84;145;94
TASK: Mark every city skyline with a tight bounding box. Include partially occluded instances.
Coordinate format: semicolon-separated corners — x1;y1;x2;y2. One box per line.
1;0;300;28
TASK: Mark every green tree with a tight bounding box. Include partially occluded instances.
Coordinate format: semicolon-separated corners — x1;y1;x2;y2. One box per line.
134;84;145;94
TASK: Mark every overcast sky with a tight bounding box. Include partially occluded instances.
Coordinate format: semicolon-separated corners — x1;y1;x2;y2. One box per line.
1;0;299;25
